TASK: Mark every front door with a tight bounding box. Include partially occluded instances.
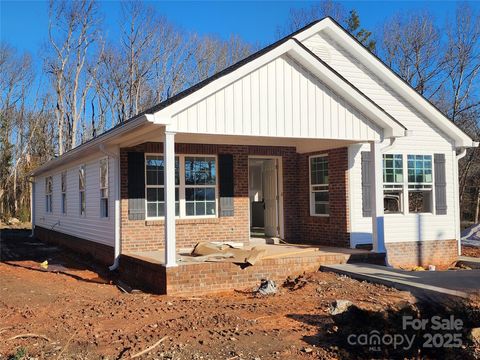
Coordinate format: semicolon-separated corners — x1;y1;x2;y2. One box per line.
263;159;278;237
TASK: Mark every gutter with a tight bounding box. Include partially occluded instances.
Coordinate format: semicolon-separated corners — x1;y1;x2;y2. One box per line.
98;144;121;271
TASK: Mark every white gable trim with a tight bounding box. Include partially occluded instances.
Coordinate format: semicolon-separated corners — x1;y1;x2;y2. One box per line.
156;39;406;139
294;17;476;148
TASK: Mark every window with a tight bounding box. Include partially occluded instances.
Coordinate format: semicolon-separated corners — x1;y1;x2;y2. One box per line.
309;155;329;215
61;172;67;214
408;155;433;213
383;154;403;213
79;165;86;216
45;176;53;213
146;155;179;218
100;158;108;218
185;156;217;216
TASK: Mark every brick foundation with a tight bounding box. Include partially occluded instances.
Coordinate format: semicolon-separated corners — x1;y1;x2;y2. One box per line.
386;239;458;268
120;142;350;252
34;226;114;266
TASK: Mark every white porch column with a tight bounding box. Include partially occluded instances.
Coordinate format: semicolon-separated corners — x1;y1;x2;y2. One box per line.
164;130;177;267
370;141;386;253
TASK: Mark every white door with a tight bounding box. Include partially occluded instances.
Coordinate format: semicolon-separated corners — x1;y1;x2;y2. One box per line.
263;159;278;237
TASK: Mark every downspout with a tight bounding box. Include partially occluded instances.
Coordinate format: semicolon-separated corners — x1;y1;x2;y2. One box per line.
455;147;468;256
99;144;121;271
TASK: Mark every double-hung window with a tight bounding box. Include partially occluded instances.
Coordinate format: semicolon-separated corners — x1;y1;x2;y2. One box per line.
45;176;53;213
309;155;329;216
146;155;180;218
61;172;67;214
100;158;109;218
185;156;217;216
145;155;217;219
79;165;86;216
383;154;404;213
407;155;433;213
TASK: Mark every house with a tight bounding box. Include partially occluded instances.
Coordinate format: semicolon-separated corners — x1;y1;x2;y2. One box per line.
30;18;478;294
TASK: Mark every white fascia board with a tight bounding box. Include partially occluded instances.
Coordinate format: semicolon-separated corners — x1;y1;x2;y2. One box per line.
30;114;150;177
295;18;475;148
155;40;297;118
288;43;405;138
145;113;172;125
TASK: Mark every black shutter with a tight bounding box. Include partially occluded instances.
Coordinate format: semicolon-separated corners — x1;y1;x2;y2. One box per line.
361;151;372;217
434;153;447;215
219;154;234;216
128;152;145;220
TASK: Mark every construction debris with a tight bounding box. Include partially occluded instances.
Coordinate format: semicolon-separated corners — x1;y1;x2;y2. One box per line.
190;242;266;265
328;300;353;315
283;274;310;291
254;279;277;295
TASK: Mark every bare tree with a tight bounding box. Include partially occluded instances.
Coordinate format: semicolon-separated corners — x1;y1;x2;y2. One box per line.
277;0;346;37
379;11;445;97
47;0;100;154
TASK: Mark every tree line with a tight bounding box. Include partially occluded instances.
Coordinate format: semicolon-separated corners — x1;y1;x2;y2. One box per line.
1;0;479;225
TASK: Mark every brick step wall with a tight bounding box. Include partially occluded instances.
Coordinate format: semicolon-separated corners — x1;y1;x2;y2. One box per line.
119;251;385;296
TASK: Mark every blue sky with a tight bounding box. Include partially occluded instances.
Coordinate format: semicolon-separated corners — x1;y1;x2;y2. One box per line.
1;1;474;54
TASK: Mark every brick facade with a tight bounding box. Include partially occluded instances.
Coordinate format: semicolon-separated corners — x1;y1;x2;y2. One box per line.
120;142;351;252
296;148;350;247
386;239;458;269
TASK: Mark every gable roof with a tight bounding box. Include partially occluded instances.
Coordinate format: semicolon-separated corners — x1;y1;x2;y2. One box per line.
293;17;476;148
32;16;477;176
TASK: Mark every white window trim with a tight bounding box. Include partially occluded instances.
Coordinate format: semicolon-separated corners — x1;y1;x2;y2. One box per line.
406;153;435;215
79;164;86;217
382;154;405;215
100;157;109;219
309;154;329;217
45;176;53;213
382;152;436;216
61;171;67;215
145;153;219;220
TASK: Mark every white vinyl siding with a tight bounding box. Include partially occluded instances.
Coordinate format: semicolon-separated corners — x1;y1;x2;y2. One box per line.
304;30;457;246
171;55;382;141
34;154;116;247
348;144;456;246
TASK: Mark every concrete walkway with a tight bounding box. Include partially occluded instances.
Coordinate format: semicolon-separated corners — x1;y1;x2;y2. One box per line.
321;263;480;299
458;256;480;269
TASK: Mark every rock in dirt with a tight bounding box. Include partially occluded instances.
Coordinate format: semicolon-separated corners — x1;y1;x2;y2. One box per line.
329;300;353;315
470;327;480;344
302;347;313;353
255;279;277;295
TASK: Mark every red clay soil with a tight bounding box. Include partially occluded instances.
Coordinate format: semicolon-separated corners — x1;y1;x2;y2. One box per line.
462;245;480;258
1;229;479;359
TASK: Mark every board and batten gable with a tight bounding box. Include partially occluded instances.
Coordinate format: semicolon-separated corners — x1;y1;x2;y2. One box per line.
303;31;458;246
170;54;382;142
34;153;116;247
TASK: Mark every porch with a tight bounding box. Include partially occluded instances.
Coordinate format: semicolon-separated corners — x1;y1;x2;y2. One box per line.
119;242;385;296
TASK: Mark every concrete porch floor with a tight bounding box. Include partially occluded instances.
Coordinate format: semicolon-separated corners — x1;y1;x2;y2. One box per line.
125;241;377;266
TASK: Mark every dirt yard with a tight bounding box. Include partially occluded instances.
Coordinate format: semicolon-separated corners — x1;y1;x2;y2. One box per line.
1;228;479;359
